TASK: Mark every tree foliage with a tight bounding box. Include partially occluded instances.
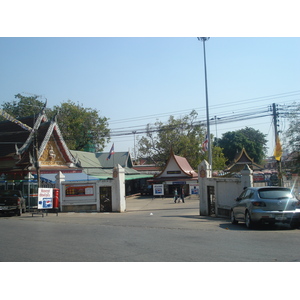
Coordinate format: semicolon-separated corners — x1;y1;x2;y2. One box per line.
217;127;267;164
1;95;110;152
138;110;207;170
283;103;300;174
284;102;300;152
0;93;45;118
51;100;110;151
212;146;228;171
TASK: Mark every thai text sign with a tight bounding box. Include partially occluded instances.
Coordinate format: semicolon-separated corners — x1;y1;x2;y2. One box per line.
38;188;53;209
65;185;94;197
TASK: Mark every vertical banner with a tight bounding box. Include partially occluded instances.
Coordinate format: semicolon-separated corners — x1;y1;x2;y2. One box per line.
153;184;164;196
38;188;53;209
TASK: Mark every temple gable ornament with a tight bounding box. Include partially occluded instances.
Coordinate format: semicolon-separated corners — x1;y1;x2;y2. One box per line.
40;141;65;166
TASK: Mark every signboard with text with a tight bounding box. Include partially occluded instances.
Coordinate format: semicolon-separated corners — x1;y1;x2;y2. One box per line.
153;184;164;196
38;188;53;209
65;185;94;197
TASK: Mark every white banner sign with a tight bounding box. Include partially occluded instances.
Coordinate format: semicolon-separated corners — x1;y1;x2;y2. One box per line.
189;185;199;195
38;188;53;209
153;184;164;196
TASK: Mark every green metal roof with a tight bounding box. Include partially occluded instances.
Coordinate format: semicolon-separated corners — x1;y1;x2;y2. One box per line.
96;152;133;168
83;169;153;181
70;150;102;168
70;150;151;180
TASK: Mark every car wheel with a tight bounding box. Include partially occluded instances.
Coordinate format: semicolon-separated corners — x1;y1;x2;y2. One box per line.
245;211;253;229
230;210;238;224
290;221;300;229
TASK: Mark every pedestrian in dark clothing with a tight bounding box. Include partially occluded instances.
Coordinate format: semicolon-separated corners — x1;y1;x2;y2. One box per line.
181;187;185;203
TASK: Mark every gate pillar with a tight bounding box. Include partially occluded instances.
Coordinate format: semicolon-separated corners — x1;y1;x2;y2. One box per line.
198;160;212;216
240;164;253;189
113;164;126;212
55;171;65;212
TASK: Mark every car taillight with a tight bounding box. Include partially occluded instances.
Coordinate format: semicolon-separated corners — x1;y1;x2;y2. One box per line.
252;201;266;207
17;198;21;205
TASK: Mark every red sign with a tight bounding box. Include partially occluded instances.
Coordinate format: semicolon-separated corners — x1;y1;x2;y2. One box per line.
65;185;94;197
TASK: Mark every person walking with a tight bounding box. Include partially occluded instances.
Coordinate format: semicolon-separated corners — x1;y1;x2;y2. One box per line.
180;187;185;203
174;188;178;203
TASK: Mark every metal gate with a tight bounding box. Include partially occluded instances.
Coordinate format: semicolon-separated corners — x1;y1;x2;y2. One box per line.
100;186;112;212
207;186;215;215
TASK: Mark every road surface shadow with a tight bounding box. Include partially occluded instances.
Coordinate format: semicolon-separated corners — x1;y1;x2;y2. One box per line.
161;214;300;231
219;222;299;231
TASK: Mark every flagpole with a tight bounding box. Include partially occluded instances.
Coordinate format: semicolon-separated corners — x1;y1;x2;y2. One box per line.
107;143;115;167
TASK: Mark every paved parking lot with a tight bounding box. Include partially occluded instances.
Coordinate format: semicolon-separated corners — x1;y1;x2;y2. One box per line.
2;194;300;262
126;194;199;211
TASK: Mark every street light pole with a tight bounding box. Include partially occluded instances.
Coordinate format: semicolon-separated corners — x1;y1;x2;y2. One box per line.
198;37;212;171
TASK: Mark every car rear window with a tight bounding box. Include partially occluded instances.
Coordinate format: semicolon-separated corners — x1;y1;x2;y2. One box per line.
258;188;292;199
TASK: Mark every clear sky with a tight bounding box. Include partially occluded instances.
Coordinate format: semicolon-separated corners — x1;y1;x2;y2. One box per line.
1;2;299;158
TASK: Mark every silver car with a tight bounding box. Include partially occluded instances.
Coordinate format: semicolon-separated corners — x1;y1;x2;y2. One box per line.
230;187;300;228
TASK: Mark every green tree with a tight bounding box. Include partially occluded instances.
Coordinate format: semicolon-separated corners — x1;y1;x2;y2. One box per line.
51;100;110;151
138;110;207;170
217;127;267;164
1;95;110;152
285;102;300;152
0;93;45;119
212;146;227;171
283;103;300;174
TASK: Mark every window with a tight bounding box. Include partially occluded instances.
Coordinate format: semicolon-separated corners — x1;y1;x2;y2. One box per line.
258;188;292;199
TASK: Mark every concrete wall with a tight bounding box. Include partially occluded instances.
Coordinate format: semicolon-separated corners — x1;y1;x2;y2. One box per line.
60;181;99;212
56;164;126;212
215;178;242;213
198;160;253;217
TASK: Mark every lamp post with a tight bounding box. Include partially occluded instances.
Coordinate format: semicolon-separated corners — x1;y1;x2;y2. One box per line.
198;37;212;171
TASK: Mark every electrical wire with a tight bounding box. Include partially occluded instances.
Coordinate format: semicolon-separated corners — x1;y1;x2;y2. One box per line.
2;92;299;144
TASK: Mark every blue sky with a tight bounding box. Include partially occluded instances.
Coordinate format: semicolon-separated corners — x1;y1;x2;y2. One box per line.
1;1;299;159
1;37;299;157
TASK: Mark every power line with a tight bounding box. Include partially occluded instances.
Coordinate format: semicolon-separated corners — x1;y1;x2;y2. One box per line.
108;91;300;125
107;107;272;138
107;96;300;140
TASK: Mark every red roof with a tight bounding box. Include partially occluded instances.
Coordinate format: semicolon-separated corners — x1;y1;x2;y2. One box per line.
155;150;198;179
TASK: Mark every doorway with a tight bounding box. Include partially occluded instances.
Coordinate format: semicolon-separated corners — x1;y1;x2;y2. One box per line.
100;186;112;212
207;186;215;215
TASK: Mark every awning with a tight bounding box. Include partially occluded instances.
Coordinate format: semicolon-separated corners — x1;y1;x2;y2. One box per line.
40;173;101;183
125;174;154;180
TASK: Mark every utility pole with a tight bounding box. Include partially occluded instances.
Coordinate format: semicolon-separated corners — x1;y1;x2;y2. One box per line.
272;103;283;186
132;131;137;161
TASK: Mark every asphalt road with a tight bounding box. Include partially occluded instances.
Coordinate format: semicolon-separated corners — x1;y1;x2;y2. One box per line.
1;195;300;262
